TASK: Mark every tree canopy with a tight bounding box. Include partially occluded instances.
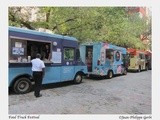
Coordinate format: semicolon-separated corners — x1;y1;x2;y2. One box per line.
9;7;151;50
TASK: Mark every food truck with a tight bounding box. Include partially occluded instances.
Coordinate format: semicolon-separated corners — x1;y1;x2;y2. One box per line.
80;42;127;78
127;48;149;72
9;26;87;94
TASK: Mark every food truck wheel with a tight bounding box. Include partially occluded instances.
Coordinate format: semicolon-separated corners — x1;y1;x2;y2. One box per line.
145;65;148;71
74;73;82;84
13;77;32;94
107;70;113;79
138;66;141;72
123;69;127;75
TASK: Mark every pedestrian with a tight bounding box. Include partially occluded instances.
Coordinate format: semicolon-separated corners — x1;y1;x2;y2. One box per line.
31;53;45;98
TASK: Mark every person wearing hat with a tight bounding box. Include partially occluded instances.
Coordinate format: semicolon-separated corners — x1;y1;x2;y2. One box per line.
31;53;45;97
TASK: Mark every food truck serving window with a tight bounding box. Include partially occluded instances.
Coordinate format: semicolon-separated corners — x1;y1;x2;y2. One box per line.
9;38;52;63
115;51;120;61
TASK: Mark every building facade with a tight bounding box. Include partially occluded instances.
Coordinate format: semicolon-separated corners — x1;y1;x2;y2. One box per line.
126;7;151;51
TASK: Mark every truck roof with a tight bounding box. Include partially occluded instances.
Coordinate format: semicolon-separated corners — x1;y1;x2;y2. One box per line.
81;42;126;54
127;48;151;55
9;26;78;41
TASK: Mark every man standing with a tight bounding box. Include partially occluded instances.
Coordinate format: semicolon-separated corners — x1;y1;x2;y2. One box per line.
31;53;45;98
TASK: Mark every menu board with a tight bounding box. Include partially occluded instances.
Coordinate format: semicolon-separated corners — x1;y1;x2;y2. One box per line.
12;47;24;55
51;52;62;63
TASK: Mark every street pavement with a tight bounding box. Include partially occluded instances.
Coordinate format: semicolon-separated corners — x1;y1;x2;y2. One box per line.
9;70;151;114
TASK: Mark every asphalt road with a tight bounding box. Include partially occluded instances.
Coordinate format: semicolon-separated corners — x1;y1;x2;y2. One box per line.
9;70;151;114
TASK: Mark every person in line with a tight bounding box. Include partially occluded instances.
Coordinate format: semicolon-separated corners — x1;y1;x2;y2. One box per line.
31;53;45;98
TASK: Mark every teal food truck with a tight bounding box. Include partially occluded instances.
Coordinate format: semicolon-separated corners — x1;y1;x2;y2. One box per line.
9;26;87;94
80;42;127;78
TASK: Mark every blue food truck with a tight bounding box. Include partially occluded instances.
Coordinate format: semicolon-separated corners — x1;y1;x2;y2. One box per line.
80;42;127;78
9;26;87;94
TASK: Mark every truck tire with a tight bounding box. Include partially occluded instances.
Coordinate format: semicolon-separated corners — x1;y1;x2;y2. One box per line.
138;66;141;72
13;77;32;94
123;69;127;75
74;73;82;84
145;65;148;71
107;70;113;79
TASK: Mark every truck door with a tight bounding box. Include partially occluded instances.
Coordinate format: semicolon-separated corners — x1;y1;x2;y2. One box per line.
61;47;75;81
86;46;93;72
79;45;86;64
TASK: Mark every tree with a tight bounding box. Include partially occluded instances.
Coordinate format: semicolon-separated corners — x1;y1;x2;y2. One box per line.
9;7;36;29
9;7;151;49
